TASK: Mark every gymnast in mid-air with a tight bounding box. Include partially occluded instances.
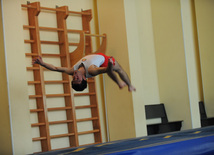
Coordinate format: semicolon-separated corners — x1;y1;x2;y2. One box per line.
33;53;136;92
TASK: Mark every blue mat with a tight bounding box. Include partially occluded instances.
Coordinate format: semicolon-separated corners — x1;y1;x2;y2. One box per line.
35;126;214;155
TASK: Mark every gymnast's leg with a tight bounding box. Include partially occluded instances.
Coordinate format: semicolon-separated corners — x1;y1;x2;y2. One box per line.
107;69;127;89
107;58;136;92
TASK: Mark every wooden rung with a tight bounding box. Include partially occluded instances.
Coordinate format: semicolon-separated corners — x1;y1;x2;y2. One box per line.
27;67;40;70
45;80;69;84
41;6;65;12
69;42;89;46
39;26;64;32
42;53;65;57
78;129;100;135
25;53;38;57
21;4;63;12
29;95;43;99
28;81;41;85
32;137;47;141
31;123;46;127
25;40;35;43
23;25;36;29
85;34;106;38
74;93;96;96
49;120;73;125
75;105;97;109
30;109;44;113
67;29;89;34
87;79;95;83
50;133;75;139
68;10;91;15
22;4;91;15
46;94;71;97
48;107;72;111
25;53;64;57
41;40;63;45
21;4;37;9
68;43;79;46
25;41;66;46
76;117;99;122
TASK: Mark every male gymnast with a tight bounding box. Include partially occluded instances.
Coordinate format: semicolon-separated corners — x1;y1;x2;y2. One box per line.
33;53;136;92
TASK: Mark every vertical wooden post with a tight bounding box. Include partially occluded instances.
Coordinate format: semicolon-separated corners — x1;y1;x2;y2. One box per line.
56;6;79;147
27;2;51;151
82;9;102;143
82;9;93;55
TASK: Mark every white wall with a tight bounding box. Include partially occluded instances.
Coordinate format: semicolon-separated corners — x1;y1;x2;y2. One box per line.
124;0;160;137
180;0;202;128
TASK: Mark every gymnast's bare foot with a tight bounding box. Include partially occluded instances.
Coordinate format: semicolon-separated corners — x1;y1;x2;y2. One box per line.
119;81;127;89
128;85;136;92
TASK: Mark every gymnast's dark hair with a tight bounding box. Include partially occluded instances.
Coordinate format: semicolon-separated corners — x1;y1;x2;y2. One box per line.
72;79;87;91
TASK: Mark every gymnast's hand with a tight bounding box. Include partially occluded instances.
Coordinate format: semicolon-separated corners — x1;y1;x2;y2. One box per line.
32;56;44;66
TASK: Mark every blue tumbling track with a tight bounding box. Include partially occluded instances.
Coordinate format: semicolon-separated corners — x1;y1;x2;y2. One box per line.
35;126;214;155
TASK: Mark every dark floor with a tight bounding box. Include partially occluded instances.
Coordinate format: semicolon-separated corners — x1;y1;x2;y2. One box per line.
35;125;214;155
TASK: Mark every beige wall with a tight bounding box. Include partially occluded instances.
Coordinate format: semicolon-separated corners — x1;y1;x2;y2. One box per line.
97;0;206;139
0;1;13;154
151;0;192;129
195;0;214;117
2;0;33;154
97;0;136;141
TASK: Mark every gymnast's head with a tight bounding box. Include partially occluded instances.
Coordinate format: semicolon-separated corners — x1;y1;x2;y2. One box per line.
71;70;87;91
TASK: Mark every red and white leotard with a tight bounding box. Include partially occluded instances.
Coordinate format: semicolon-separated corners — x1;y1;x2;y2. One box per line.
73;53;115;78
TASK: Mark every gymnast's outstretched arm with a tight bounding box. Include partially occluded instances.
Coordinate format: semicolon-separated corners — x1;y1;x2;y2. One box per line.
32;56;74;75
